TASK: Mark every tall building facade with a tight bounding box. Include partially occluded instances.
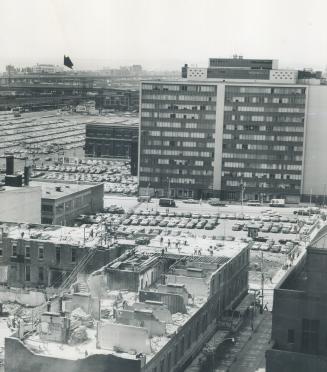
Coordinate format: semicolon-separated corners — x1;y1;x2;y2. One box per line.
139;82;218;199
221;84;306;202
138;57;327;203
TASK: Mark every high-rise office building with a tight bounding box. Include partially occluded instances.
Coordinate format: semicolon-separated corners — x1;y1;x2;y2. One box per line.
138;57;327;203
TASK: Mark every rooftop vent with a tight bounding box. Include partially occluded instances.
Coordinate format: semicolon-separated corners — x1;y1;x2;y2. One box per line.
55;186;62;192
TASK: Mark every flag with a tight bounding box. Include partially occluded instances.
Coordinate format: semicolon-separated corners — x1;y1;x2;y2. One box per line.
64;55;74;69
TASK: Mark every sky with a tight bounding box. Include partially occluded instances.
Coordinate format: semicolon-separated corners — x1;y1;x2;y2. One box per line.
0;0;327;72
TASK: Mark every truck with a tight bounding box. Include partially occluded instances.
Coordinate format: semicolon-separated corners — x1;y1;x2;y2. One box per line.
269;199;285;207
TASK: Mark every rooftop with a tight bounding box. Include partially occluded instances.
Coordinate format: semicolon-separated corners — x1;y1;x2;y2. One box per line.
0;221;105;248
86;113;138;128
30;180;100;200
20;239;248;362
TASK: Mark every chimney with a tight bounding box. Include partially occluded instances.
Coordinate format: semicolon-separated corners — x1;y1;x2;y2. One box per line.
6;155;14;175
24;166;31;186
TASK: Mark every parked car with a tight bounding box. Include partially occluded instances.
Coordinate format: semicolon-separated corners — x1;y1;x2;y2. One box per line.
271;244;281;253
251;242;261;250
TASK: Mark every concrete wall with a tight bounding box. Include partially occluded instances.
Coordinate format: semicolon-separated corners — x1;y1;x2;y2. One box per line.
0;287;45;306
116;309;166;336
5;336;141;372
107;269;139;291
302;85;327;196
266;348;327;372
213;83;225;193
132;302;172;323
272;288;327;355
97;322;151;354
165;274;209;298
0;186;41;224
139;290;187;314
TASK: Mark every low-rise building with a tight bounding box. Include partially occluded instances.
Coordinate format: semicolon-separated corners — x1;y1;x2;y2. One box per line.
266;226;327;371
84;114;138;158
0;185;41;224
0;222;123;288
5;237;250;372
30;180;104;226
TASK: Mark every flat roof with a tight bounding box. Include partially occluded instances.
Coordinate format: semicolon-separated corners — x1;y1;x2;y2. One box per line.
86;113;138;128
0;221;105;248
30;181;98;200
19;237;248;362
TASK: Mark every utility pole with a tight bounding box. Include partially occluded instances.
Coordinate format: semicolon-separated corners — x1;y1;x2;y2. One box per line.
167;177;171;198
241;181;245;213
323;184;326;207
260;251;264;313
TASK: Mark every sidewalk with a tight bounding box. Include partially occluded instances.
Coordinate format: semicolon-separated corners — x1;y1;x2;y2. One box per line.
185;311;266;372
214;312;269;372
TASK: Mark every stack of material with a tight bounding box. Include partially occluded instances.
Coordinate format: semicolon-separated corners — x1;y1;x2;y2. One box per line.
69;325;88;345
71;307;93;328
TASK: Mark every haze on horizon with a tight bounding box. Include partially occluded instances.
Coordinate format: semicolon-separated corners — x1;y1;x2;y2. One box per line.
0;0;326;72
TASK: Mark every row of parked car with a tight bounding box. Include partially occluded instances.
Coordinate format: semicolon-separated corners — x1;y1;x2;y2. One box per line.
121;214;218;230
251;238;299;254
232;221;300;234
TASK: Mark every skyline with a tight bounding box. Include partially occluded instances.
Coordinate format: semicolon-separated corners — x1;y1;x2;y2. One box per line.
1;0;327;72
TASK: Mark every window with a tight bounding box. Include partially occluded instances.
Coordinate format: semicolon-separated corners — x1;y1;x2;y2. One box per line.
56;247;61;264
39;267;44;282
0;246;2;256
25;246;30;258
38;246;44;260
25;266;30;282
71;248;77;263
288;329;295;343
301;319;319;354
12;243;17;257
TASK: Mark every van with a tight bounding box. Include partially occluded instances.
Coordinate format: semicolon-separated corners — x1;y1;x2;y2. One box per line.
269;199;285;207
247;200;261;206
159;198;176;207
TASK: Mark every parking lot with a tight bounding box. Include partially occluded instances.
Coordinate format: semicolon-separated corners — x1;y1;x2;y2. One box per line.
77;198;322;289
32;159;138;195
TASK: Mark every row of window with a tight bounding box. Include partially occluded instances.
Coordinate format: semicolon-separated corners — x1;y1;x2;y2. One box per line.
142;84;216;93
142;94;215;102
225;180;300;188
225;96;305;104
226;114;304;123
223;133;303;142
6;243;77;264
226;86;305;95
224;124;303;133
142;149;213;157
140;167;213;176
222;152;303;161
142;103;216;111
142;121;202;129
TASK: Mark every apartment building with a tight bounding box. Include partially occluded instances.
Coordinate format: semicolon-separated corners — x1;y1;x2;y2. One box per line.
139;57;327;203
266;227;327;372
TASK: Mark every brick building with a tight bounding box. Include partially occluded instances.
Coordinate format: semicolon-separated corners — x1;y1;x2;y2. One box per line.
5;237;250;372
266;227;327;371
